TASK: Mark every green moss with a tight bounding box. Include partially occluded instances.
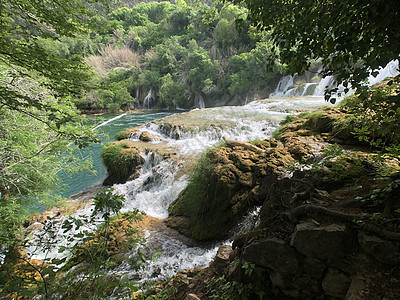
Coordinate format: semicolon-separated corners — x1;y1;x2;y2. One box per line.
101;141;144;185
115;129;132;140
169;148;215;220
169;145;242;240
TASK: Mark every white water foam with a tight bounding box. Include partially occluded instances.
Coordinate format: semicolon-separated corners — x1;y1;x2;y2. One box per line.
114;153;187;219
368;60;399;86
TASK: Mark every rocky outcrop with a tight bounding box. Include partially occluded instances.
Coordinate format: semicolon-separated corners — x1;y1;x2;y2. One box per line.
101;140;145;185
164;104;400;298
167;139;296;240
226;110;400;299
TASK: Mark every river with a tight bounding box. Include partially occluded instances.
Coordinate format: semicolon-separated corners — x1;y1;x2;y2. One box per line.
27;96;336;285
56;111;176;199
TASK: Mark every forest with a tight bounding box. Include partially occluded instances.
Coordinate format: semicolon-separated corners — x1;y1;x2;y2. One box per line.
40;1;285;111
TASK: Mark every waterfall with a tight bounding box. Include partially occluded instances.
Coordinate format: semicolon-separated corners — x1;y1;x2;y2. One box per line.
269;60;399;99
313;75;335;96
301;83;316;96
194;93;205;109
143;89;155;109
114;152;187;219
269;75;294;97
368;60;399;86
24;96;344;290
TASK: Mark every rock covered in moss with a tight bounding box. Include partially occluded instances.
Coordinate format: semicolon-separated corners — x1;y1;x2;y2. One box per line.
166;141;295;240
101;140;144;185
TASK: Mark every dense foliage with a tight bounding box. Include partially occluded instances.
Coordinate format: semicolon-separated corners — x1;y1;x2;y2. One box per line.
0;0;111;272
340;76;400;155
48;1;284;111
229;0;400;97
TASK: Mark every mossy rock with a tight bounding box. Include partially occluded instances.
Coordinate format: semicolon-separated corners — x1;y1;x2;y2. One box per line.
101;140;144;185
167;144;294;240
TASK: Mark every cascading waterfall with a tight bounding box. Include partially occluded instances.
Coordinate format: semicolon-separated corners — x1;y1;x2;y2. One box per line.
143;89;155;109
269;75;295;97
23;61;399;294
194;93;205;109
269;60;399;98
301;83;316;96
367;59;399;86
313;75;335;96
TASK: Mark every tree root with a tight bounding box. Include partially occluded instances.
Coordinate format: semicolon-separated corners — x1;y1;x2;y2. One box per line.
290;204;358;223
290;204;400;241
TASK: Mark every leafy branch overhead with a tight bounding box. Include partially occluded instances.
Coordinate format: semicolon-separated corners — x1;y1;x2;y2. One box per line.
229;0;400;96
0;0;111;129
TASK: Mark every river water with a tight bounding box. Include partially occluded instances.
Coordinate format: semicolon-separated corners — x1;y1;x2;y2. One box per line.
22;60;400;298
56;111;175;199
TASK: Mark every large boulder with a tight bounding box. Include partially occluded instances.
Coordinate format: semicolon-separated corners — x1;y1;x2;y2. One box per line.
358;232;400;265
101;140;145;185
290;222;353;261
243;238;299;274
321;268;351;298
167;142;294;240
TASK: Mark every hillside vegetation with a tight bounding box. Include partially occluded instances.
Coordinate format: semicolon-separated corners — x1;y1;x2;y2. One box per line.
39;1;285;112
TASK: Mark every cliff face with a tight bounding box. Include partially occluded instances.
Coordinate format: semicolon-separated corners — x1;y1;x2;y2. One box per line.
164;105;400;299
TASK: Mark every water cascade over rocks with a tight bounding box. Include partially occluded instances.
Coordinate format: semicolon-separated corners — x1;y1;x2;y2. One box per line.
269;60;399;98
24;62;399;295
25;96;337;287
143;89;155;109
193;93;205;109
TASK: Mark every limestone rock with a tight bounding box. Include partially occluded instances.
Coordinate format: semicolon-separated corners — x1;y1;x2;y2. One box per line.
210;245;233;275
165;216;192;237
139;131;153;142
291;222;352;260
269;271;295;291
139;130;163;142
302;257;326;279
345;277;366;300
321;268;350;298
102;140;145;185
167;143;293;240
243;237;299;274
358;232;400;265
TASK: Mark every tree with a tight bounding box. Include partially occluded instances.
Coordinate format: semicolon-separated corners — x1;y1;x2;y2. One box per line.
159;73;185;107
185;40;219;95
0;0;112;257
229;0;400;97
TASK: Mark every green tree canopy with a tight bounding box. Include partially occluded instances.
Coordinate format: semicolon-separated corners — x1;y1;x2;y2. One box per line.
229;0;400;96
0;0;112;246
0;0;111;123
